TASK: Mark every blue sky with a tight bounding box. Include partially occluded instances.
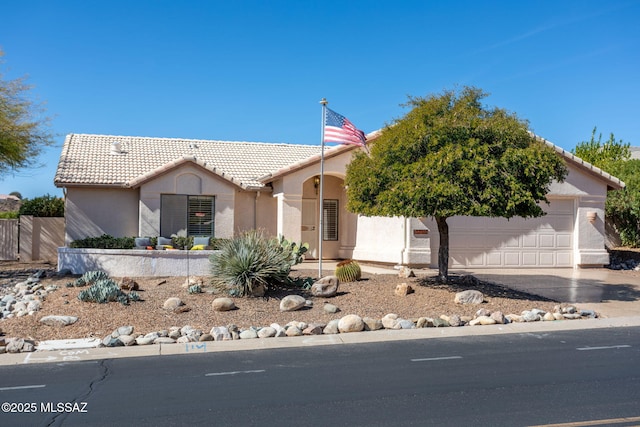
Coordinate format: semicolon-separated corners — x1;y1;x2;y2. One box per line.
1;0;639;199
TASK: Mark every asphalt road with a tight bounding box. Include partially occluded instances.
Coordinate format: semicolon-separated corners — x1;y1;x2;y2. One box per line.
1;327;639;427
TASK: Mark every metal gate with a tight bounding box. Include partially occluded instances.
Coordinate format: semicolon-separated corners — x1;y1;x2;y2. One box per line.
0;219;19;260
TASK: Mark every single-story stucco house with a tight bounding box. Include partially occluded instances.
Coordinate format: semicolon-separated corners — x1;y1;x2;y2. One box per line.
54;132;624;270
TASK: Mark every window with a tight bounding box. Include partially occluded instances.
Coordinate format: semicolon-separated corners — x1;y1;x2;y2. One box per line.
160;195;214;237
323;199;338;241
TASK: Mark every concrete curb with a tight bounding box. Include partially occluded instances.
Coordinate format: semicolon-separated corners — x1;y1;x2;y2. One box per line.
3;316;640;366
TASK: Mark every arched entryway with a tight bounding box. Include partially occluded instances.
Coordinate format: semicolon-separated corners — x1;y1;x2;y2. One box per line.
300;174;356;260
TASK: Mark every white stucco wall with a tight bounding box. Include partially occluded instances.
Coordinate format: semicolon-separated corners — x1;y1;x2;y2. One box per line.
64;187;140;244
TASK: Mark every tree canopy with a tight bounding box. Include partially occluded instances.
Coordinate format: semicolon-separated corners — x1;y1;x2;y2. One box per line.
572;127;631;172
345;86;568;280
572;127;639;247
0;50;54;176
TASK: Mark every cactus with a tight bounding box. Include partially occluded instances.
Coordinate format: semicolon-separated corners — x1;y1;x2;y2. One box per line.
278;235;309;266
188;284;203;294
335;259;361;282
74;271;140;305
66;270;110;287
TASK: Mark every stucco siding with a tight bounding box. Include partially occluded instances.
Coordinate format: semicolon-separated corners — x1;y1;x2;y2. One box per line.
138;164;236;238
65;187;139;243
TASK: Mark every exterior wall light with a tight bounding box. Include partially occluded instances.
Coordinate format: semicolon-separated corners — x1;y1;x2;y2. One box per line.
586;211;597;223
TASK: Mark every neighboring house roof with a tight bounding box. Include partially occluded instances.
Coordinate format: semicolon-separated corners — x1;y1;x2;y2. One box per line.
54;134;323;190
631;147;640;160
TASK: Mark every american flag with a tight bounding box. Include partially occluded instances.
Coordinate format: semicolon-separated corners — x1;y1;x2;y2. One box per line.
324;108;367;146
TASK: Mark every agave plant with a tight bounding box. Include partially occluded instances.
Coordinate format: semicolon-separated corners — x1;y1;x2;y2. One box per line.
335;259;362;282
209;230;294;297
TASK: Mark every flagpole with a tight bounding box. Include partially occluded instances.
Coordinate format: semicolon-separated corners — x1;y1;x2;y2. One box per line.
319;98;327;278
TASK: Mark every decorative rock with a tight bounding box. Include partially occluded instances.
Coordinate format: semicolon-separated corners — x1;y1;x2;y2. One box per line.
382;313;399;329
169;329;182;339
26;300;42;312
199;333;214;342
210;326;232;341
338;314;364;333
490;311;507;325
445;314;463;327
212;297;236;312
553;312;564;320
119;277;139;291
476;308;492;318
323;319;340;334
455;290;484;304
303;324;325;335
40;315;78;327
280;295;307;312
562;306;577;314
310;276;339;297
522;311;540;322
285;325;303;336
270;323;286;337
144;331;160;340
506;314;524;322
432;318;450;328
323;303;340;314
363;317;383;331
470;316;496;326
543;312;556;321
135;337;154;345
163;297;184;311
118;335;136;346
21;341;36;352
153;337;176;344
397;266;416;278
563;313;581;320
394;283;414;296
416;317;429;328
580;309;597;318
102;336;124;347
176;336;191;344
258;327;277;338
6;339;24;353
115;325;134;336
396;319;415;329
227;324;240;340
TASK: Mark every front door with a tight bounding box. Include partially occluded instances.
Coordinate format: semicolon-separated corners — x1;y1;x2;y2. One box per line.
301;198;318;259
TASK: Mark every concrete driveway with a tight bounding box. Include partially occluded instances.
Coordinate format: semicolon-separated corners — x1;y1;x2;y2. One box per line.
452;268;640;318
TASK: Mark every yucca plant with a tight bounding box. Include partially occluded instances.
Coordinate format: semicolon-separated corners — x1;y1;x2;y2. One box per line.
335;259;362;282
209;230;293;297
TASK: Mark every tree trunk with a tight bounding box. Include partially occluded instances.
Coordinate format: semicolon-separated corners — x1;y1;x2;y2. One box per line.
435;216;449;282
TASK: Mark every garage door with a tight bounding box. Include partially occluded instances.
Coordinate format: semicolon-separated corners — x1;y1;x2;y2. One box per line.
446;198;574;268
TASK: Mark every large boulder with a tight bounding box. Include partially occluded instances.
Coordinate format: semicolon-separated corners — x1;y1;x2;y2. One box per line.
280;295;307;312
212;298;236;312
39;315;78;327
338;314;364;333
454;290;484;304
310;276;339;297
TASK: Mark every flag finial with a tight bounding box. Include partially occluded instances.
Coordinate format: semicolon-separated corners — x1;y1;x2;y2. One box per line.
320;98;328;106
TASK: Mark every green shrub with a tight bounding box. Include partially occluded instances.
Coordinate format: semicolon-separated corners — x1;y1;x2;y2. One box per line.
209;230;295;297
335;259;362;282
18;194;64;217
0;211;18;219
70;234;136;249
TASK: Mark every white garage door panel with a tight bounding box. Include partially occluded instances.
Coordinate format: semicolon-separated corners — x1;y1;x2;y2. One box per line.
448;199;574;268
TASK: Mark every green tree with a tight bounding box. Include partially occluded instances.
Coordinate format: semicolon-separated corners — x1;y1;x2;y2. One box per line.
19;194;64;217
345;86;567;281
0;49;54;176
571;127;631;171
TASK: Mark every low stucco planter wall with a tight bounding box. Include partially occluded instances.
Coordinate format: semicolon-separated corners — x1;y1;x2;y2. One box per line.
58;247;218;277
